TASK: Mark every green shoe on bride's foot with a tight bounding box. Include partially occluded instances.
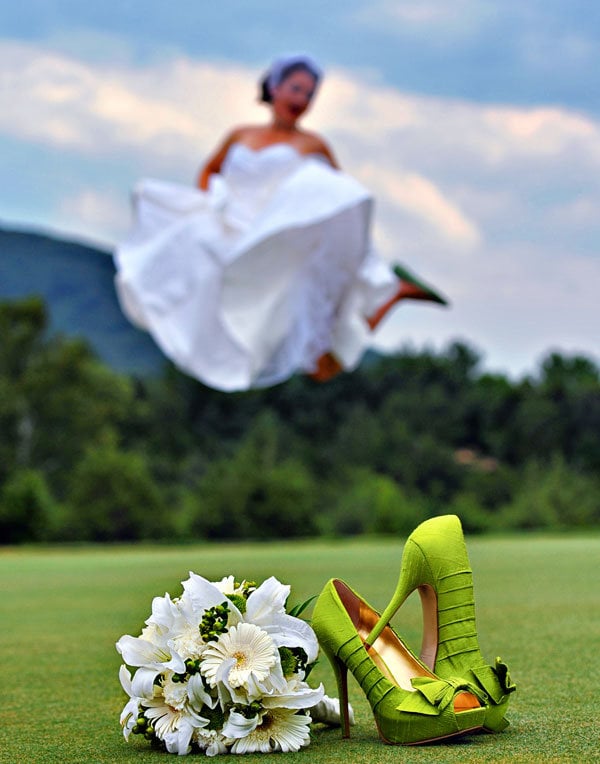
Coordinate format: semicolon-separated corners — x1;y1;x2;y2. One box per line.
393;263;449;306
312;578;487;745
365;514;516;733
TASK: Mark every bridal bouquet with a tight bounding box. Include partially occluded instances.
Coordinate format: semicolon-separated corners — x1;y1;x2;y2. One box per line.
116;573;325;756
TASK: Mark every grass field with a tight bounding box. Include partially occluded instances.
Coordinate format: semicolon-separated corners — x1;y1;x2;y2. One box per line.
2;533;599;764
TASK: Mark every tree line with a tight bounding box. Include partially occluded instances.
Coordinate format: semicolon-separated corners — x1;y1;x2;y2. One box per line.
1;296;599;543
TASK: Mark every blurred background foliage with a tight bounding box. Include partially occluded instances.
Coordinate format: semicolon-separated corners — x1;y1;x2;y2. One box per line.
1;296;599;543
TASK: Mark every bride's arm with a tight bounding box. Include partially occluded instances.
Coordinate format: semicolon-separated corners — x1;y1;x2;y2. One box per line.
196;129;241;190
319;141;340;170
305;132;340;170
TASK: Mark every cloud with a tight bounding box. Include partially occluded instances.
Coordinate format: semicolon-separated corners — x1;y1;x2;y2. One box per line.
57;189;126;246
0;41;264;167
357;164;481;249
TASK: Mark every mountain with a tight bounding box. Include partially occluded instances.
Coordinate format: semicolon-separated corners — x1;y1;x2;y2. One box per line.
0;226;166;374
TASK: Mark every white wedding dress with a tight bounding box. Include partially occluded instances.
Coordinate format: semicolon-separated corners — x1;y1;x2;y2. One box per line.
114;143;398;391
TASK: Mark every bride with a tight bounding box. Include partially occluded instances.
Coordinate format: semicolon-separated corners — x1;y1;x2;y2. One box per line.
114;54;446;391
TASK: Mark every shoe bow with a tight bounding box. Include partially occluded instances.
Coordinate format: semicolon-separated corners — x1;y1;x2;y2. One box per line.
397;676;485;716
469;658;516;705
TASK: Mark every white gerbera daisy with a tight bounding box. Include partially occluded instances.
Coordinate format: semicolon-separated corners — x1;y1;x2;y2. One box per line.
144;699;190;740
200;623;278;691
227;708;311;754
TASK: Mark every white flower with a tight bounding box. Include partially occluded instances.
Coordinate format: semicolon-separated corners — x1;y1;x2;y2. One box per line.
225;708;312;754
244;577;289;622
243;577;319;664
260;677;324;710
117;571;333;756
163;718;196;756
118;665;142;741
181;572;243;625
221;709;261;739
144;689;209;746
212;575;245;596
168;622;208;662
162;675;190;711
200;623;278;695
187;673;218;710
145;592;181;633
130;666;162;699
192;727;228;757
116;633;185;674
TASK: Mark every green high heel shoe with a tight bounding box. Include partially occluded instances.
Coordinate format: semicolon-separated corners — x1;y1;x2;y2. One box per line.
365;514;516;733
393;263;449;305
312;578;488;745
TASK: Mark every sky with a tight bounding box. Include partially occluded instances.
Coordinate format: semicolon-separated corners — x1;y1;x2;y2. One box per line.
1;0;599;378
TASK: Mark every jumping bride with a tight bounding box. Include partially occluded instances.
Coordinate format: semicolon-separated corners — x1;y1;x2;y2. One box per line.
114;54;446;391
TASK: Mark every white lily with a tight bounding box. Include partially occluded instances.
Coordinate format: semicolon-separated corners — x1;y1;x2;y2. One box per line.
243;577;319;664
187;672;218;710
163;718;195;756
260;677;324;710
116;633;185;674
212;575;245;596
118;665;143;741
131;666;162;699
145;592;180;632
245;577;289;622
257;613;320;665
181;572;243;624
221;709;260;739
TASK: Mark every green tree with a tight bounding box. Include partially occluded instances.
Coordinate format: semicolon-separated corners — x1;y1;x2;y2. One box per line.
320;468;426;536
0;469;59;543
497;455;600;529
65;439;164;541
181;411;317;539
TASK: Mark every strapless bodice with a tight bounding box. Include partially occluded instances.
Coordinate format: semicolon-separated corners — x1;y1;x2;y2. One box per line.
218;143;307;228
222;142;306;174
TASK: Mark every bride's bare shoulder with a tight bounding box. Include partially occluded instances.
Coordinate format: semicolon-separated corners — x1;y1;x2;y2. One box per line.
300;130;339;168
227;125;266;145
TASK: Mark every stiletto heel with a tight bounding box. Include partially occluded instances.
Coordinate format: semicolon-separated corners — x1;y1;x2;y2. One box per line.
313;578;487;745
329;653;351;738
365;514;516;732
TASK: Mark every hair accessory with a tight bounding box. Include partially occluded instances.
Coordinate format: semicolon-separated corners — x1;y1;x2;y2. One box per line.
266;54;322;97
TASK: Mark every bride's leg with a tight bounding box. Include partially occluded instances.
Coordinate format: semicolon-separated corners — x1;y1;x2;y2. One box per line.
367;266;448;331
366;281;436;330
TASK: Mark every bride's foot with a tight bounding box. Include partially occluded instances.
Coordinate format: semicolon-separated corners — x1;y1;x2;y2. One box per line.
309;352;343;382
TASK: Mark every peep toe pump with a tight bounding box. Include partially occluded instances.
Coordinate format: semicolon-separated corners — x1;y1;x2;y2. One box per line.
312;578;487;745
365;514;516;732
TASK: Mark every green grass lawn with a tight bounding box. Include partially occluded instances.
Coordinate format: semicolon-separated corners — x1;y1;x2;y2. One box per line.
2;533;599;763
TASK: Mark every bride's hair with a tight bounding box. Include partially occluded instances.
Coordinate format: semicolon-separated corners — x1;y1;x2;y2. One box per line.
259;56;321;103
